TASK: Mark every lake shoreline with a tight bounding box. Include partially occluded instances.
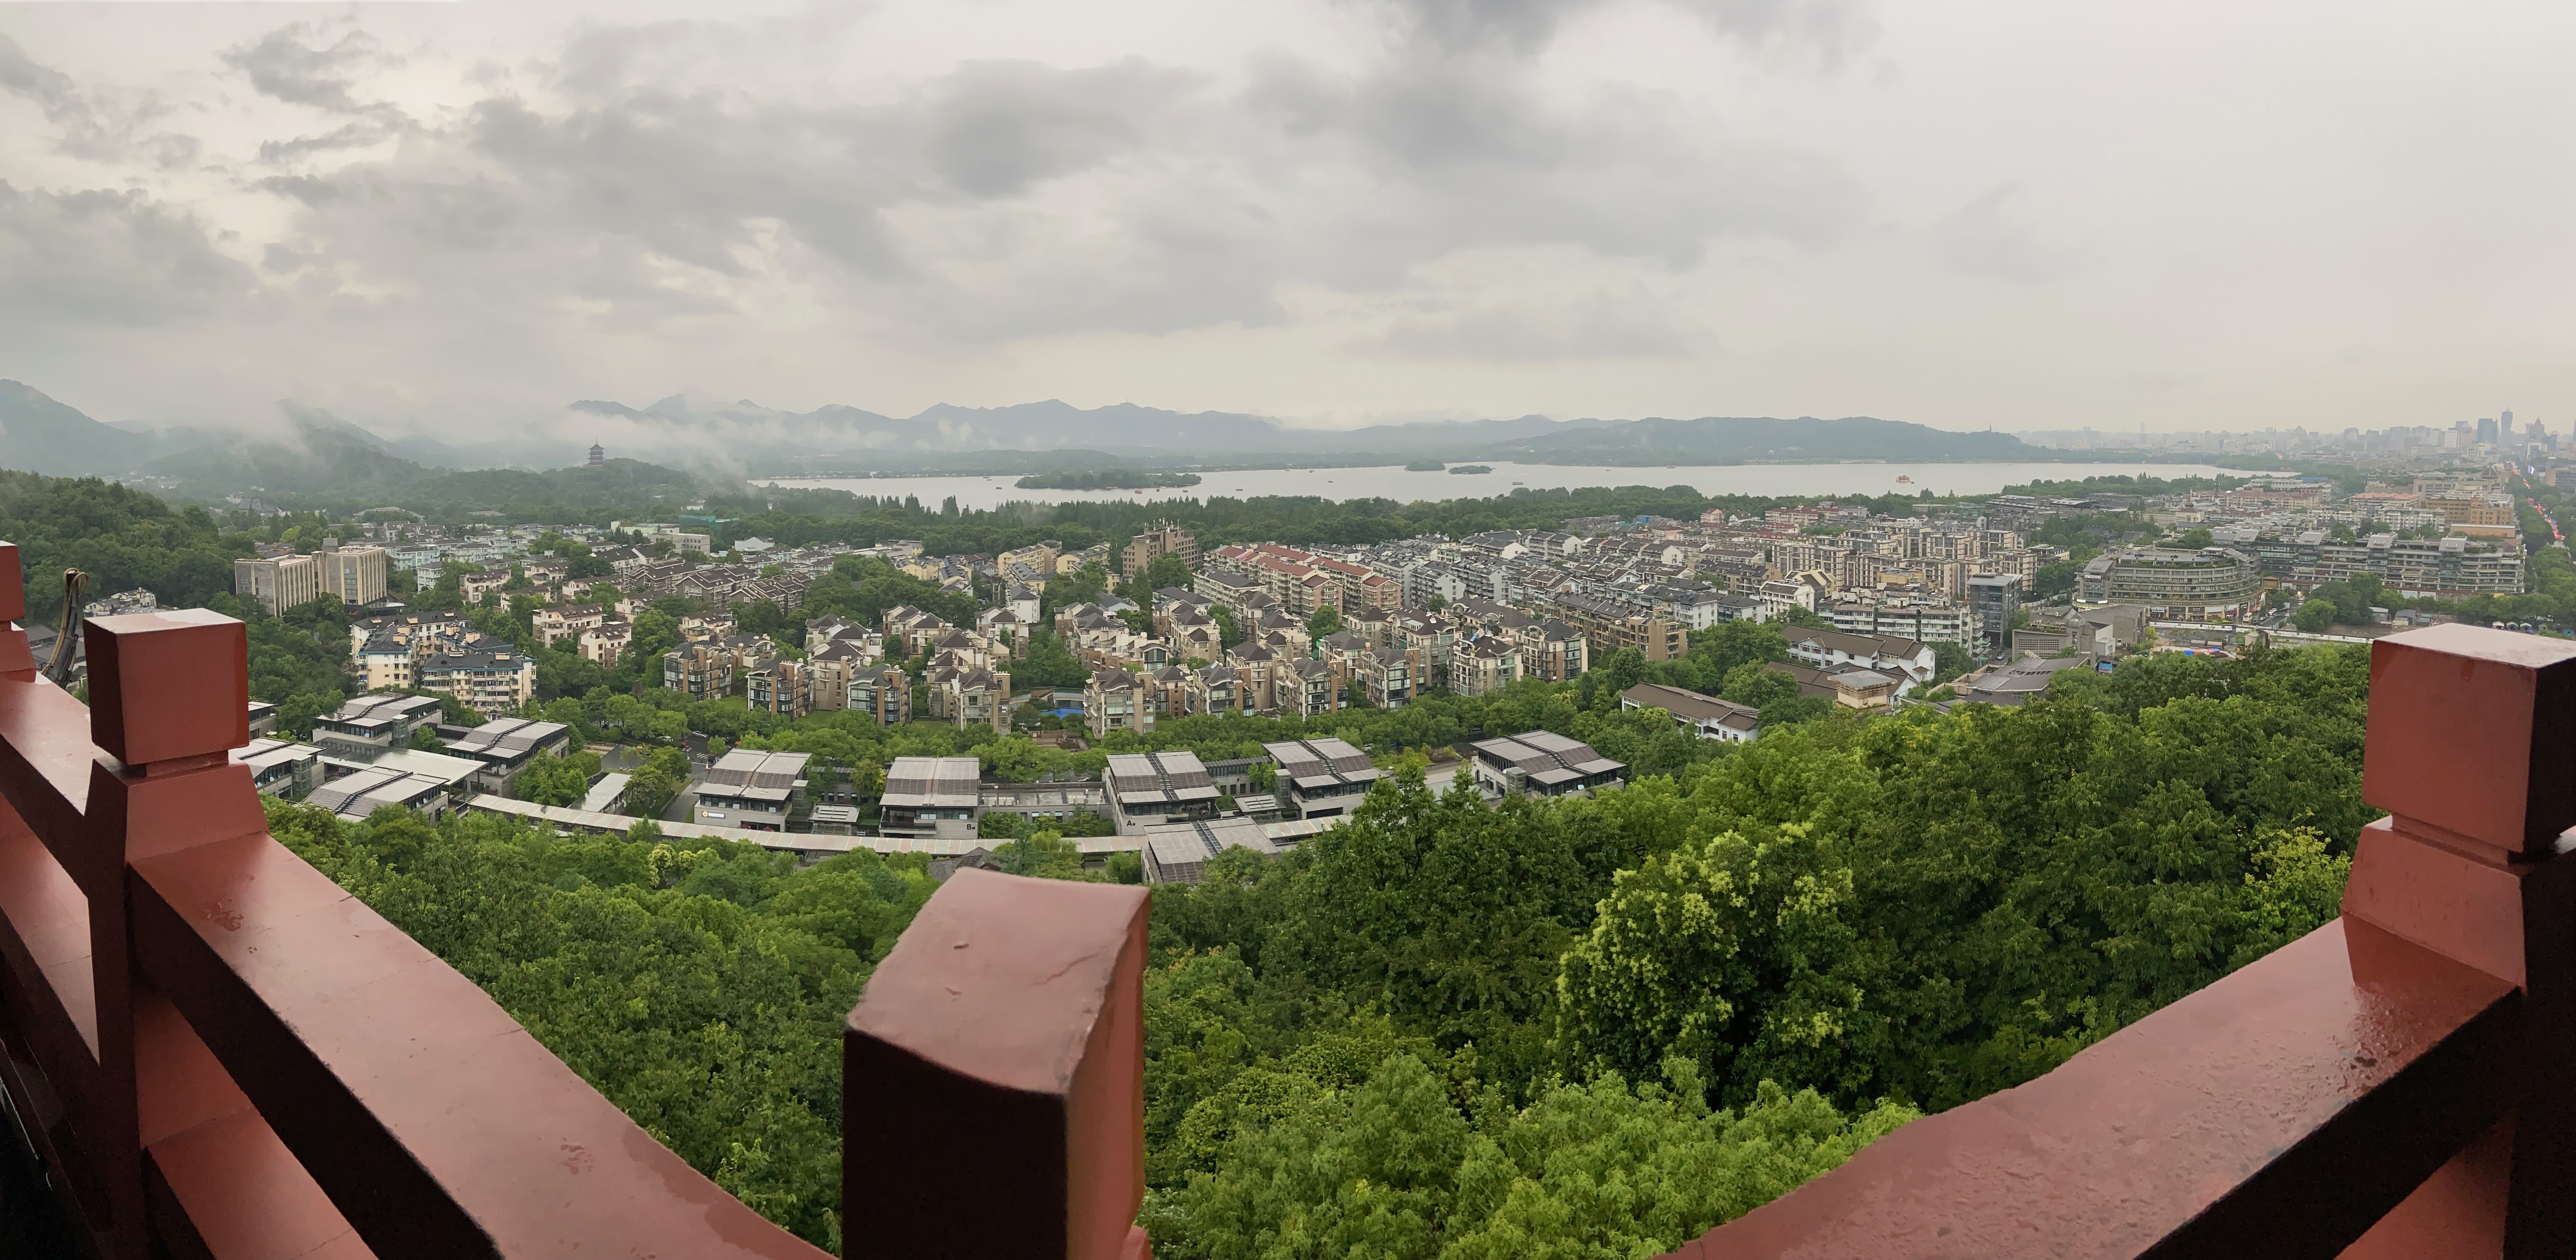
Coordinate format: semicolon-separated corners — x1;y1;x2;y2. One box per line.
761;452;2267;481
757;460;2242;513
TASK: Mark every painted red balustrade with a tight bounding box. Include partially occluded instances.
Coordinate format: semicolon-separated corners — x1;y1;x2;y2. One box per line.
0;534;1160;1260
1662;622;2576;1260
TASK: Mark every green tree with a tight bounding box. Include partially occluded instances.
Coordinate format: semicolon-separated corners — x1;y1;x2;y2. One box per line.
1015;629;1091;690
1307;606;1343;642
623;746;692;819
2294;599;2337;633
1556;824;1875;1103
1141;551;1195;594
1153;1053;1914;1260
515;750;605;807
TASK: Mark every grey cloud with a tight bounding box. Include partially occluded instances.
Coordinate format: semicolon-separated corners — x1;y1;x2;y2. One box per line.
1368;0;1590;56
1367;0;1876;64
1371;289;1710;360
257;119;403;164
0;181;256;327
0;35;199;168
214;7;1859;351
919;60;1196;198
221;24;400;115
1928;183;2091;283
1671;0;1879;69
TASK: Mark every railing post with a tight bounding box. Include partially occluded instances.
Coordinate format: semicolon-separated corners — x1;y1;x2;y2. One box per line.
0;544;30;681
843;869;1150;1260
2340;623;2576;1257
79;609;256;1259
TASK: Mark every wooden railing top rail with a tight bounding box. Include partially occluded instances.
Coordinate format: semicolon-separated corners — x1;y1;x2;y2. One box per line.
1667;623;2576;1259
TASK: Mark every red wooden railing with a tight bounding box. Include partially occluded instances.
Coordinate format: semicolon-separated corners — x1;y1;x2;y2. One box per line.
2;524;2559;1260
0;539;1152;1260
1665;622;2576;1260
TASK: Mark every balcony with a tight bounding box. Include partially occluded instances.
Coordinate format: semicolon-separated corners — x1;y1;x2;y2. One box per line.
0;519;2566;1259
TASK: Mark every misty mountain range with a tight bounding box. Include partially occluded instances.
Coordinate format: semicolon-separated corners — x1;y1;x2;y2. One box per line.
0;379;2049;500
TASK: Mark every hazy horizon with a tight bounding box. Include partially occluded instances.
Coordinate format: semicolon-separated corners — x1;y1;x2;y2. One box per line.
4;0;2569;442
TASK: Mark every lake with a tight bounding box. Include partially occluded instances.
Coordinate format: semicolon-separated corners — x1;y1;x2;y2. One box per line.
756;461;2239;513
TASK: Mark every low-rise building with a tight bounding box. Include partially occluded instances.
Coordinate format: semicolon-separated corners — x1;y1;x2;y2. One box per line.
1140;817;1279;884
693;748;810;832
442;718;572;795
1468;732;1626;798
1764;661;1899;712
2011;605;2149;658
1782;626;1936;693
232;738;321;799
305;765;455;823
312;694;446;756
1620;683;1761;742
1263;737;1380;820
1962;653;2100;706
1105;751;1223;834
879;756;982;843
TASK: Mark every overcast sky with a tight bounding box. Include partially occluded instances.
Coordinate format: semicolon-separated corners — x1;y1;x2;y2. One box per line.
2;0;2570;440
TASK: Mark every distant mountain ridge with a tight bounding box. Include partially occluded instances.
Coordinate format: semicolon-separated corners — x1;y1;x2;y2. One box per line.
0;379;2052;495
0;380;153;476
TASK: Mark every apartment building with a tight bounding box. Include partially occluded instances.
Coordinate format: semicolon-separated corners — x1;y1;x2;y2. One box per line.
1826;594;1969;646
1514;620;1588;682
1552;594;1686;662
927;665;1011;732
232;554;319;615
1120;524;1199;581
1087;667;1156;738
417;646;539;718
747;659;810;719
850;666;912;726
1449;636;1519;697
531;605;607;647
577;622;632;666
2075;548;2258;622
1967;574;2022;654
1285;658;1342;718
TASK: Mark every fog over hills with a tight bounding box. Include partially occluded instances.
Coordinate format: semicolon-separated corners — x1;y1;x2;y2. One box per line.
0;378;2045;496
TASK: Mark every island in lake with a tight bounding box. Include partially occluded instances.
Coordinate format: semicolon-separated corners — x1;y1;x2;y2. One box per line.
1447;464;1494;475
1014;470;1203;490
1404;459;1446;471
